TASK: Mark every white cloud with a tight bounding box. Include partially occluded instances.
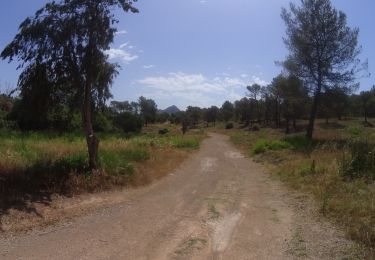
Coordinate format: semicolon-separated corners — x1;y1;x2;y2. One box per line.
143;65;155;69
105;41;139;64
119;42;129;49
105;48;138;64
115;30;127;35
251;76;269;86
136;72;249;108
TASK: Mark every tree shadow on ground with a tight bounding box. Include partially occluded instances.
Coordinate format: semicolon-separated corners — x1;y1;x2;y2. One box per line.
0;162;75;231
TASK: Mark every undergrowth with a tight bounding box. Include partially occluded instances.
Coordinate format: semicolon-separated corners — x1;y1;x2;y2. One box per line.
0;128;204;213
226;120;375;258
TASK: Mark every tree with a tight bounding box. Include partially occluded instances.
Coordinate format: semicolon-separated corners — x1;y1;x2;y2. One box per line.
274;74;308;133
221;101;234;122
203;106;219;126
247;84;261;100
186;106;202;127
269;76;284;128
320;86;350;123
234;98;255;125
1;0;139;169
110;101;133;114
247;84;263;123
138;96;157;126
359;87;375;123
282;0;361;138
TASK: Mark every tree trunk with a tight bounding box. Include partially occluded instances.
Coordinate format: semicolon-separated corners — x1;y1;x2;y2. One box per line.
285;118;290;134
306;82;322;139
83;80;99;170
293;117;297;131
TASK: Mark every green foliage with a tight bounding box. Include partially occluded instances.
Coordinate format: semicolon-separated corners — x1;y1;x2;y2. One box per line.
100;150;136;176
186;106;202;127
347;126;363;137
225;122;234;129
340;140;375;180
282;0;361;138
284;135;317;151
221;101;234;122
251;139;291;155
93;112;113;132
114;112;143;133
139;96;158;126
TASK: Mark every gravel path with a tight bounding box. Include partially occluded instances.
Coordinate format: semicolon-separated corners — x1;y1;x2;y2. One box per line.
0;133;358;259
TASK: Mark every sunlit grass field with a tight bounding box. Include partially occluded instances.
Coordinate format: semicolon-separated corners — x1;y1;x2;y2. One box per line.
0;124;205;209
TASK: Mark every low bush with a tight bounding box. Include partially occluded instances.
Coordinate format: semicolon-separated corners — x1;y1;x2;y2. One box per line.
114;112;143;133
225;122;234;129
158;128;169;135
284;135;317;151
340;140;375;180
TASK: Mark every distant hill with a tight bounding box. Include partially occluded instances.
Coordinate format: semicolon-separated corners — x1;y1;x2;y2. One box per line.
159;105;181;115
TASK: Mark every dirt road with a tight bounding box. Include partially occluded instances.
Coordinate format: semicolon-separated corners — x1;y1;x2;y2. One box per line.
0;133;358;259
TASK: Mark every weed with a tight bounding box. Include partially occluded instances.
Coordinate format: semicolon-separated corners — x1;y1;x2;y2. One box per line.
175;238;207;256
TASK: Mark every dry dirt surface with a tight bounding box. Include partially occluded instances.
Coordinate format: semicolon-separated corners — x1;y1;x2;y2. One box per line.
0;133;361;260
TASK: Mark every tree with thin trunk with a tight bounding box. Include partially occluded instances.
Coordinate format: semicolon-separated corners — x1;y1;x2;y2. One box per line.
281;0;362;139
1;0;139;170
359;88;375;123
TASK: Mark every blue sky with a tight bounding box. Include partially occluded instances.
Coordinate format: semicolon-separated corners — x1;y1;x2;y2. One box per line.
0;0;374;109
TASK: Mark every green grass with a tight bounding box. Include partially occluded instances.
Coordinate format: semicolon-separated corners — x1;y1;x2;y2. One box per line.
169;136;200;149
0;128;205;210
251;139;291;155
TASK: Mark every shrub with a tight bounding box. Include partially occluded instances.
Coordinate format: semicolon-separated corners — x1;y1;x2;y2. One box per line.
340;140;375;180
158;128;169;135
250;125;260;131
251;139;291;155
114;112;143;133
284;135;317;151
348;126;363;137
225;122;234;129
93;112;113;132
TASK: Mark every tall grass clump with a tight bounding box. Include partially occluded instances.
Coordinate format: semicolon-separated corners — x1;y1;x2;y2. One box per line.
170;136;200;149
100;148;150;176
